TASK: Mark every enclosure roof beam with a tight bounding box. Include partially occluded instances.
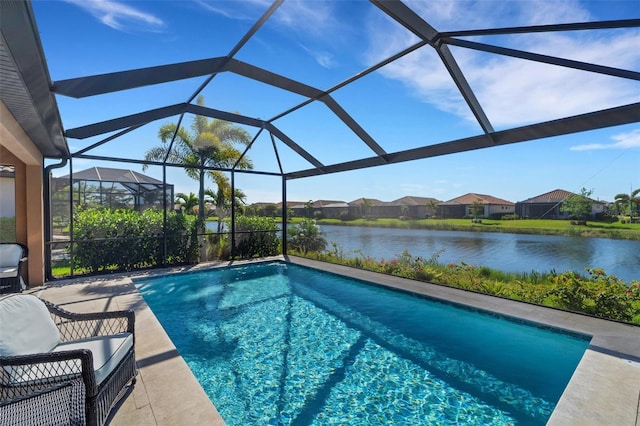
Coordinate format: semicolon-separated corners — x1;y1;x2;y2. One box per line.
186;104;265;128
74;125;144;156
65;104;188;139
73;154;284;177
52;58;229;98
321;95;388;157
438;19;640;38
286;102;640;179
371;0;494;134
65;101;325;171
226;59;324;99
443;37;640;81
265;123;325;170
56;57;385;158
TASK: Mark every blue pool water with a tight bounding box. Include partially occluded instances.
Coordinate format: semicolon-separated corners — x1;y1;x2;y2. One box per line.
134;262;590;425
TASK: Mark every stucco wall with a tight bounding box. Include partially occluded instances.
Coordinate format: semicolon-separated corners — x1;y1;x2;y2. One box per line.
0;102;45;285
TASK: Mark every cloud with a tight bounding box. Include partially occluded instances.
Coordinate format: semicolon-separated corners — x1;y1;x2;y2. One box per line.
65;0;164;32
196;0;343;68
196;0;335;36
298;43;336;68
194;0;271;21
570;129;640;151
366;0;640;128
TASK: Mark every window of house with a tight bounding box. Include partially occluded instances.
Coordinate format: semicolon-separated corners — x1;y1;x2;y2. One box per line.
0;164;16;242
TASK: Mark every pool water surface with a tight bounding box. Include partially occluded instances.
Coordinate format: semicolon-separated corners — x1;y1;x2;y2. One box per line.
134;262;589;425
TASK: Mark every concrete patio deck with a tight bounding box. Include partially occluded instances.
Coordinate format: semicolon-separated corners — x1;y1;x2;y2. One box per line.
31;256;640;425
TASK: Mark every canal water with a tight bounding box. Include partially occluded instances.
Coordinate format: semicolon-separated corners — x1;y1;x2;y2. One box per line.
207;222;639;282
311;225;640;283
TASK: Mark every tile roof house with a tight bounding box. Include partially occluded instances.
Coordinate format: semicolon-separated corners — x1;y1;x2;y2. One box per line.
438;193;515;219
515;189;573;219
347;198;384;207
374;196;441;219
515;189;607;219
291;200;346;218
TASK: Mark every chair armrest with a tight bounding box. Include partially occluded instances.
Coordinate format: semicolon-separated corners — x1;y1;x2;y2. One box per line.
42;300;135;341
1;349;98;399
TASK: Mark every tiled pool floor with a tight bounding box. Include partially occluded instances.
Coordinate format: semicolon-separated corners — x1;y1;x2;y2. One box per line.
33;256;640;425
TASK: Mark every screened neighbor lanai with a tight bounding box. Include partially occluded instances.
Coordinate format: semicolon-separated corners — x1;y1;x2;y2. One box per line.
53;167;175;212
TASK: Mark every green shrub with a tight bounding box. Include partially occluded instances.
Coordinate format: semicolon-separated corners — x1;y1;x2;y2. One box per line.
288;219;327;254
72;207;197;272
544;269;640;322
501;213;519;220
234;215;280;258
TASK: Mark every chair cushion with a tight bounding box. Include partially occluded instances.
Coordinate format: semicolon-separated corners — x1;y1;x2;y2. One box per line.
0;294;61;356
1;333;133;387
0;244;23;269
54;333;133;385
0;266;19;279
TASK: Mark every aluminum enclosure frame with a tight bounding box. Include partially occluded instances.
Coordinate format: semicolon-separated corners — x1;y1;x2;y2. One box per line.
50;0;640;267
5;0;638;273
54;1;639;183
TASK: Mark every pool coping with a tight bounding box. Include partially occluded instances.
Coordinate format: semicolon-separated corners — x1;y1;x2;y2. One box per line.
36;255;640;425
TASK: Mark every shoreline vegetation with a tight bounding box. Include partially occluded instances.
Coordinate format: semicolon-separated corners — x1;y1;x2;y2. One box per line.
298;248;640;325
283;216;640;240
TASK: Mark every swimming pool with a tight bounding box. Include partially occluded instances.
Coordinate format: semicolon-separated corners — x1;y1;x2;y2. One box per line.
134;262;590;425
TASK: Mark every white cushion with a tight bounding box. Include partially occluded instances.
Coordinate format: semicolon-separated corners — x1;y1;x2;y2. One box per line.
0;294;61;357
2;333;133;386
0;266;19;279
0;245;23;269
54;333;133;384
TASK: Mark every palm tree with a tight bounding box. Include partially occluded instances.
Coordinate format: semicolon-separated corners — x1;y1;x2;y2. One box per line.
614;188;640;219
362;198;371;219
470;199;484;222
204;176;247;234
425;199;438;218
175;192;199;215
304;200;314;218
143;95;253;234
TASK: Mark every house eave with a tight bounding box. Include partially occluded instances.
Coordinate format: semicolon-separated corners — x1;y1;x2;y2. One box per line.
0;1;69;159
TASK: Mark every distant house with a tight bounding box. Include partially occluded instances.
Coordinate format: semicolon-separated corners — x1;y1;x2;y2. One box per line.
438;193;515;219
374;196;440;219
515;189;572;219
291;200;345;218
320;201;350;219
516;189;607;219
348;198;383;219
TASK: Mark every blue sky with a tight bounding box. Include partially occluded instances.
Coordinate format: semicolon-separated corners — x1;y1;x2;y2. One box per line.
34;0;640;204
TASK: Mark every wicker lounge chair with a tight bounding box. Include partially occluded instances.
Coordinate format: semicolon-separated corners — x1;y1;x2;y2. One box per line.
0;294;137;425
0;243;28;294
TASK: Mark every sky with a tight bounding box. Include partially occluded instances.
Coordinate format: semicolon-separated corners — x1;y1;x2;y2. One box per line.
33;0;640;205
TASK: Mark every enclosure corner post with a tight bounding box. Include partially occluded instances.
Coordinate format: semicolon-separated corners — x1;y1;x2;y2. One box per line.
231;171;236;259
282;176;287;255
